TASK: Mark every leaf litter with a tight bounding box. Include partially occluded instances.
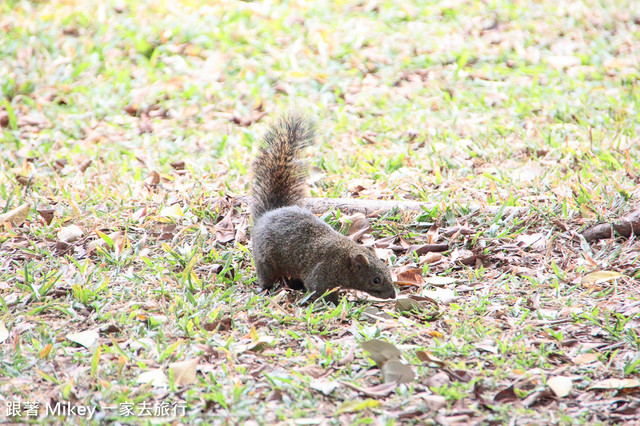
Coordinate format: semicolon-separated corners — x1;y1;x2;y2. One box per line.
1;0;639;424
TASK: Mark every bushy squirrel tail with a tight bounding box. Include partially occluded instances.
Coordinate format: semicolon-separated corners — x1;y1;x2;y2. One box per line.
252;113;316;219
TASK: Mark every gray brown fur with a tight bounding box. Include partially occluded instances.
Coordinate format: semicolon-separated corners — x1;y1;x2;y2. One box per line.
251;113;396;303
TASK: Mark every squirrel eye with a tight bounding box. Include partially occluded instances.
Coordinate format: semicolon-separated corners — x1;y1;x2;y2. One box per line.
373;277;381;284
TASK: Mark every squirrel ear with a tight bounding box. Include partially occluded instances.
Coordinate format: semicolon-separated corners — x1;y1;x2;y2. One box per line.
352;253;370;269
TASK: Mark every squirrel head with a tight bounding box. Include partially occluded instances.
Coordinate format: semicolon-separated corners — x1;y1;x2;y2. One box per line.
349;248;396;299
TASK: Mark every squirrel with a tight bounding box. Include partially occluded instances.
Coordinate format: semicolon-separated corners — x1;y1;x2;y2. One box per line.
250;113;396;304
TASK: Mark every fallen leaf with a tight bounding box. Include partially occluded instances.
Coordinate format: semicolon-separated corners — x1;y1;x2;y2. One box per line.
416;350;444;367
494;385;519;402
0;202;31;226
169;357;200;386
582;271;624;285
340;380;398;398
410;243;449;255
215;210;235;243
588;378;640;391
419;394;447;411
476;343;499;354
310;379;340;395
37;208;55;225
420;252;443;265
0;321;8;343
66;329;99;348
396;297;424;313
170;160;185;170
422;288;457;304
395;268;424;286
395;296;438;315
426;371;451;389
425;276;457;286
572;353;599;365
58;225;83;243
136;369;169;387
160;204;184;219
235;337;275;354
381;359;415;384
522;389;555;408
425;223;439;244
516;232;546;250
77;159;92;173
361;339;402;367
144;170;160;186
547;376;572;398
345;213;371;241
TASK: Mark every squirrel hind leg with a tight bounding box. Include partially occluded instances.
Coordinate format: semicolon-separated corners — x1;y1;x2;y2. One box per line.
283;277;305;290
256;263;278;292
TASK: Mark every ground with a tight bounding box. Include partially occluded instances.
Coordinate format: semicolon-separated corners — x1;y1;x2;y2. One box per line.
1;0;639;424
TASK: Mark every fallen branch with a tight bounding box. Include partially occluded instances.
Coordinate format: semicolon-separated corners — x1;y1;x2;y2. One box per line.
303;197;527;216
580;208;640;243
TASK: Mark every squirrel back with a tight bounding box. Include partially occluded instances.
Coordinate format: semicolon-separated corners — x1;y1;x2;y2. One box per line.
251;113;315;219
250;113;396;303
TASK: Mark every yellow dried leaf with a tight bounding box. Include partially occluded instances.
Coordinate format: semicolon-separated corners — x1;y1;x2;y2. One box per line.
0;202;31;226
169;357;200;386
39;343;53;359
160;204;184;219
582;271;624;285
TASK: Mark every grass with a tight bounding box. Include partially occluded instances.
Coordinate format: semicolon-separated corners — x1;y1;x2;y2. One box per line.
1;0;639;424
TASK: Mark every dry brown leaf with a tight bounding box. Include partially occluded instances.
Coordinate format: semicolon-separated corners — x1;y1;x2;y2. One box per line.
381;359;415;384
170;160;185;170
57;224;84;243
214;210;235;243
66;329;99;348
395;268;424;286
588;378;640;391
144;170;160;186
37;208;55;225
420;252;443;265
419;394;447;411
494;385;519;403
426;371;450;389
416;350;444;367
361;339;402;367
340;380;398;397
0;202;31;226
425;223;439;244
231;110;267;127
547;376;572;398
345;213;371;241
169;357;200;386
77;159;92;173
572;353;599;365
